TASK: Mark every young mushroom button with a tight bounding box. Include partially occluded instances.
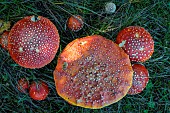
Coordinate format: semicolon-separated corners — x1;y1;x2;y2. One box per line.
116;26;154;62
53;35;133;109
0;31;9;50
67;15;84;32
29;81;49;101
17;78;29;93
8;16;60;69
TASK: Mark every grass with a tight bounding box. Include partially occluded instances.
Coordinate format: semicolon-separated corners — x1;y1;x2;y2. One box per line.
0;0;170;112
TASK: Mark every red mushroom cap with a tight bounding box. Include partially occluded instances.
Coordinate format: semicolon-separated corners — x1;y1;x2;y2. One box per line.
17;78;29;93
53;35;133;109
0;31;9;50
8;16;60;69
67;15;84;32
116;26;154;62
128;64;149;95
29;81;49;101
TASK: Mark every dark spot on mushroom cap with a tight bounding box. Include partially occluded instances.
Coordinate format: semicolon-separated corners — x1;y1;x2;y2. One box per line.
116;26;154;62
8;16;60;69
128;64;149;95
53;35;133;109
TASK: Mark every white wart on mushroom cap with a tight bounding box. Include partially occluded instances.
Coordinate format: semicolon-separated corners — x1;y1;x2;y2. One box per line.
8;16;60;69
53;35;133;109
116;26;154;62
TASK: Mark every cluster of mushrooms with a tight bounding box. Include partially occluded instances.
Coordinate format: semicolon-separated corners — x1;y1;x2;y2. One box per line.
0;13;154;109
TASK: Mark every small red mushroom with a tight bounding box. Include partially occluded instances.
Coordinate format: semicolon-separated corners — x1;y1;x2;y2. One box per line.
8;15;60;69
17;78;29;93
29;81;49;101
0;31;9;50
128;64;149;95
67;15;84;32
53;35;133;109
116;26;154;62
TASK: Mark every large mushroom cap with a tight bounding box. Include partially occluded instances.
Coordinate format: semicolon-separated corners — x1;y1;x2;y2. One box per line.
53;35;133;109
8;16;60;69
128;64;149;95
116;26;154;62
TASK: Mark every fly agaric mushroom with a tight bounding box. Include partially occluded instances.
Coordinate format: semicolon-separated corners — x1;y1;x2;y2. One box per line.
53;35;133;109
29;81;49;100
8;16;60;69
116;26;154;62
67;15;84;32
0;31;9;50
17;78;29;93
128;64;149;95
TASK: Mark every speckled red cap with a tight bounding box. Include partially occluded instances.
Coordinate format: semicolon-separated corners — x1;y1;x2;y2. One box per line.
67;15;84;32
8;16;60;69
29;81;49;100
0;31;9;50
53;35;133;109
116;26;154;62
128;64;149;95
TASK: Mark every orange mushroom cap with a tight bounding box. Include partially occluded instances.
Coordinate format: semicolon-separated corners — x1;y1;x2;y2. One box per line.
0;31;9;50
128;64;149;95
116;26;154;62
53;35;133;109
8;16;60;69
67;15;84;32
